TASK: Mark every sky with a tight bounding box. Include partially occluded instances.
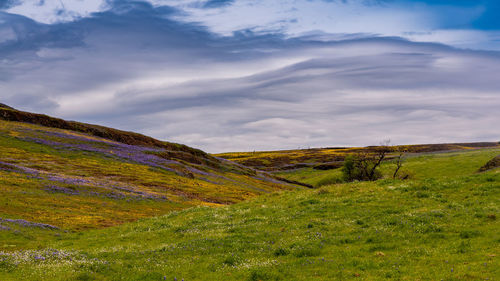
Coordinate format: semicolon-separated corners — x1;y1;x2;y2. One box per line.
0;0;499;152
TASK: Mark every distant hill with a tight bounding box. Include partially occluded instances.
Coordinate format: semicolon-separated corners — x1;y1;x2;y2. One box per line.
216;142;500;171
0;104;297;230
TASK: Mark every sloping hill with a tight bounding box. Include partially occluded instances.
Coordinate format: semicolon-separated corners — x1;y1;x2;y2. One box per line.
0;148;498;280
0;105;296;230
0;104;216;164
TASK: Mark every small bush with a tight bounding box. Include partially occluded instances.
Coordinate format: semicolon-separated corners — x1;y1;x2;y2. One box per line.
341;155;383;182
273;247;289;256
460;230;481;239
342;155;362;181
223;255;240;267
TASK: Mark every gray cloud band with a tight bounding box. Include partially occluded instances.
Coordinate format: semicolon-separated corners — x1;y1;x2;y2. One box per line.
0;1;499;152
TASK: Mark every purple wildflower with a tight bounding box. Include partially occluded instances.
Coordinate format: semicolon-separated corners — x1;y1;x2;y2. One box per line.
0;218;59;230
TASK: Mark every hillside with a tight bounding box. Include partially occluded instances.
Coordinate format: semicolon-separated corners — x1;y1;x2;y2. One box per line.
0;147;498;280
1;105;499;280
0;105;296;230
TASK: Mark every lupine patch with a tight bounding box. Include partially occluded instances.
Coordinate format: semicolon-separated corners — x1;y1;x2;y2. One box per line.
0;119;294;231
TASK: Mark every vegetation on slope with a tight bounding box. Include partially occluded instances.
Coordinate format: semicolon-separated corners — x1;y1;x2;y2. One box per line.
0;105;215;165
0;110;296;231
0;149;498;280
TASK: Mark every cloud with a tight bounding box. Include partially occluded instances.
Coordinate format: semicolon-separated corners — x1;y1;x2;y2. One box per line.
3;0;106;23
3;0;499;49
0;1;499;152
143;0;500;50
404;29;500;50
0;0;19;9
202;0;234;9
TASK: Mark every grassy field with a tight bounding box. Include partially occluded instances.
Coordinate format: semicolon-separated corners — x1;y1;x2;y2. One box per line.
0;147;498;280
275;148;500;187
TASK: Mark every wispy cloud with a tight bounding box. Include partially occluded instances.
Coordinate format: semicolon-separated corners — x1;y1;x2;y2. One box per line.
141;0;499;50
0;1;499;152
1;0;107;23
202;0;234;9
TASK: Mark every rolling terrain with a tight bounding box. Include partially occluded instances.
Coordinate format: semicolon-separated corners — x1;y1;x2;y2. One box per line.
0;146;498;280
0;104;498;280
0;105;296;231
216;143;500;171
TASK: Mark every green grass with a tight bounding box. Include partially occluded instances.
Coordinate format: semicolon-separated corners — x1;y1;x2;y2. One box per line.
276;148;500;187
0;148;499;280
275;168;343;187
396;149;500;179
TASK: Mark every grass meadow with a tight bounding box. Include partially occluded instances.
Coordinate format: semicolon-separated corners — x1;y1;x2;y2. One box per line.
1;146;498;280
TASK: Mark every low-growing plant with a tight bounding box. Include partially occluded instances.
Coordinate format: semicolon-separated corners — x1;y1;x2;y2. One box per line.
316;176;342;187
223;255;240;267
273;247;289;256
341;154;383;182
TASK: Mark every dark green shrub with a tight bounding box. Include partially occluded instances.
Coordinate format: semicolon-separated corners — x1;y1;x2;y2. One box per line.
273;247;289;256
223;255;240;266
341;155;383;182
460;230;481;239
